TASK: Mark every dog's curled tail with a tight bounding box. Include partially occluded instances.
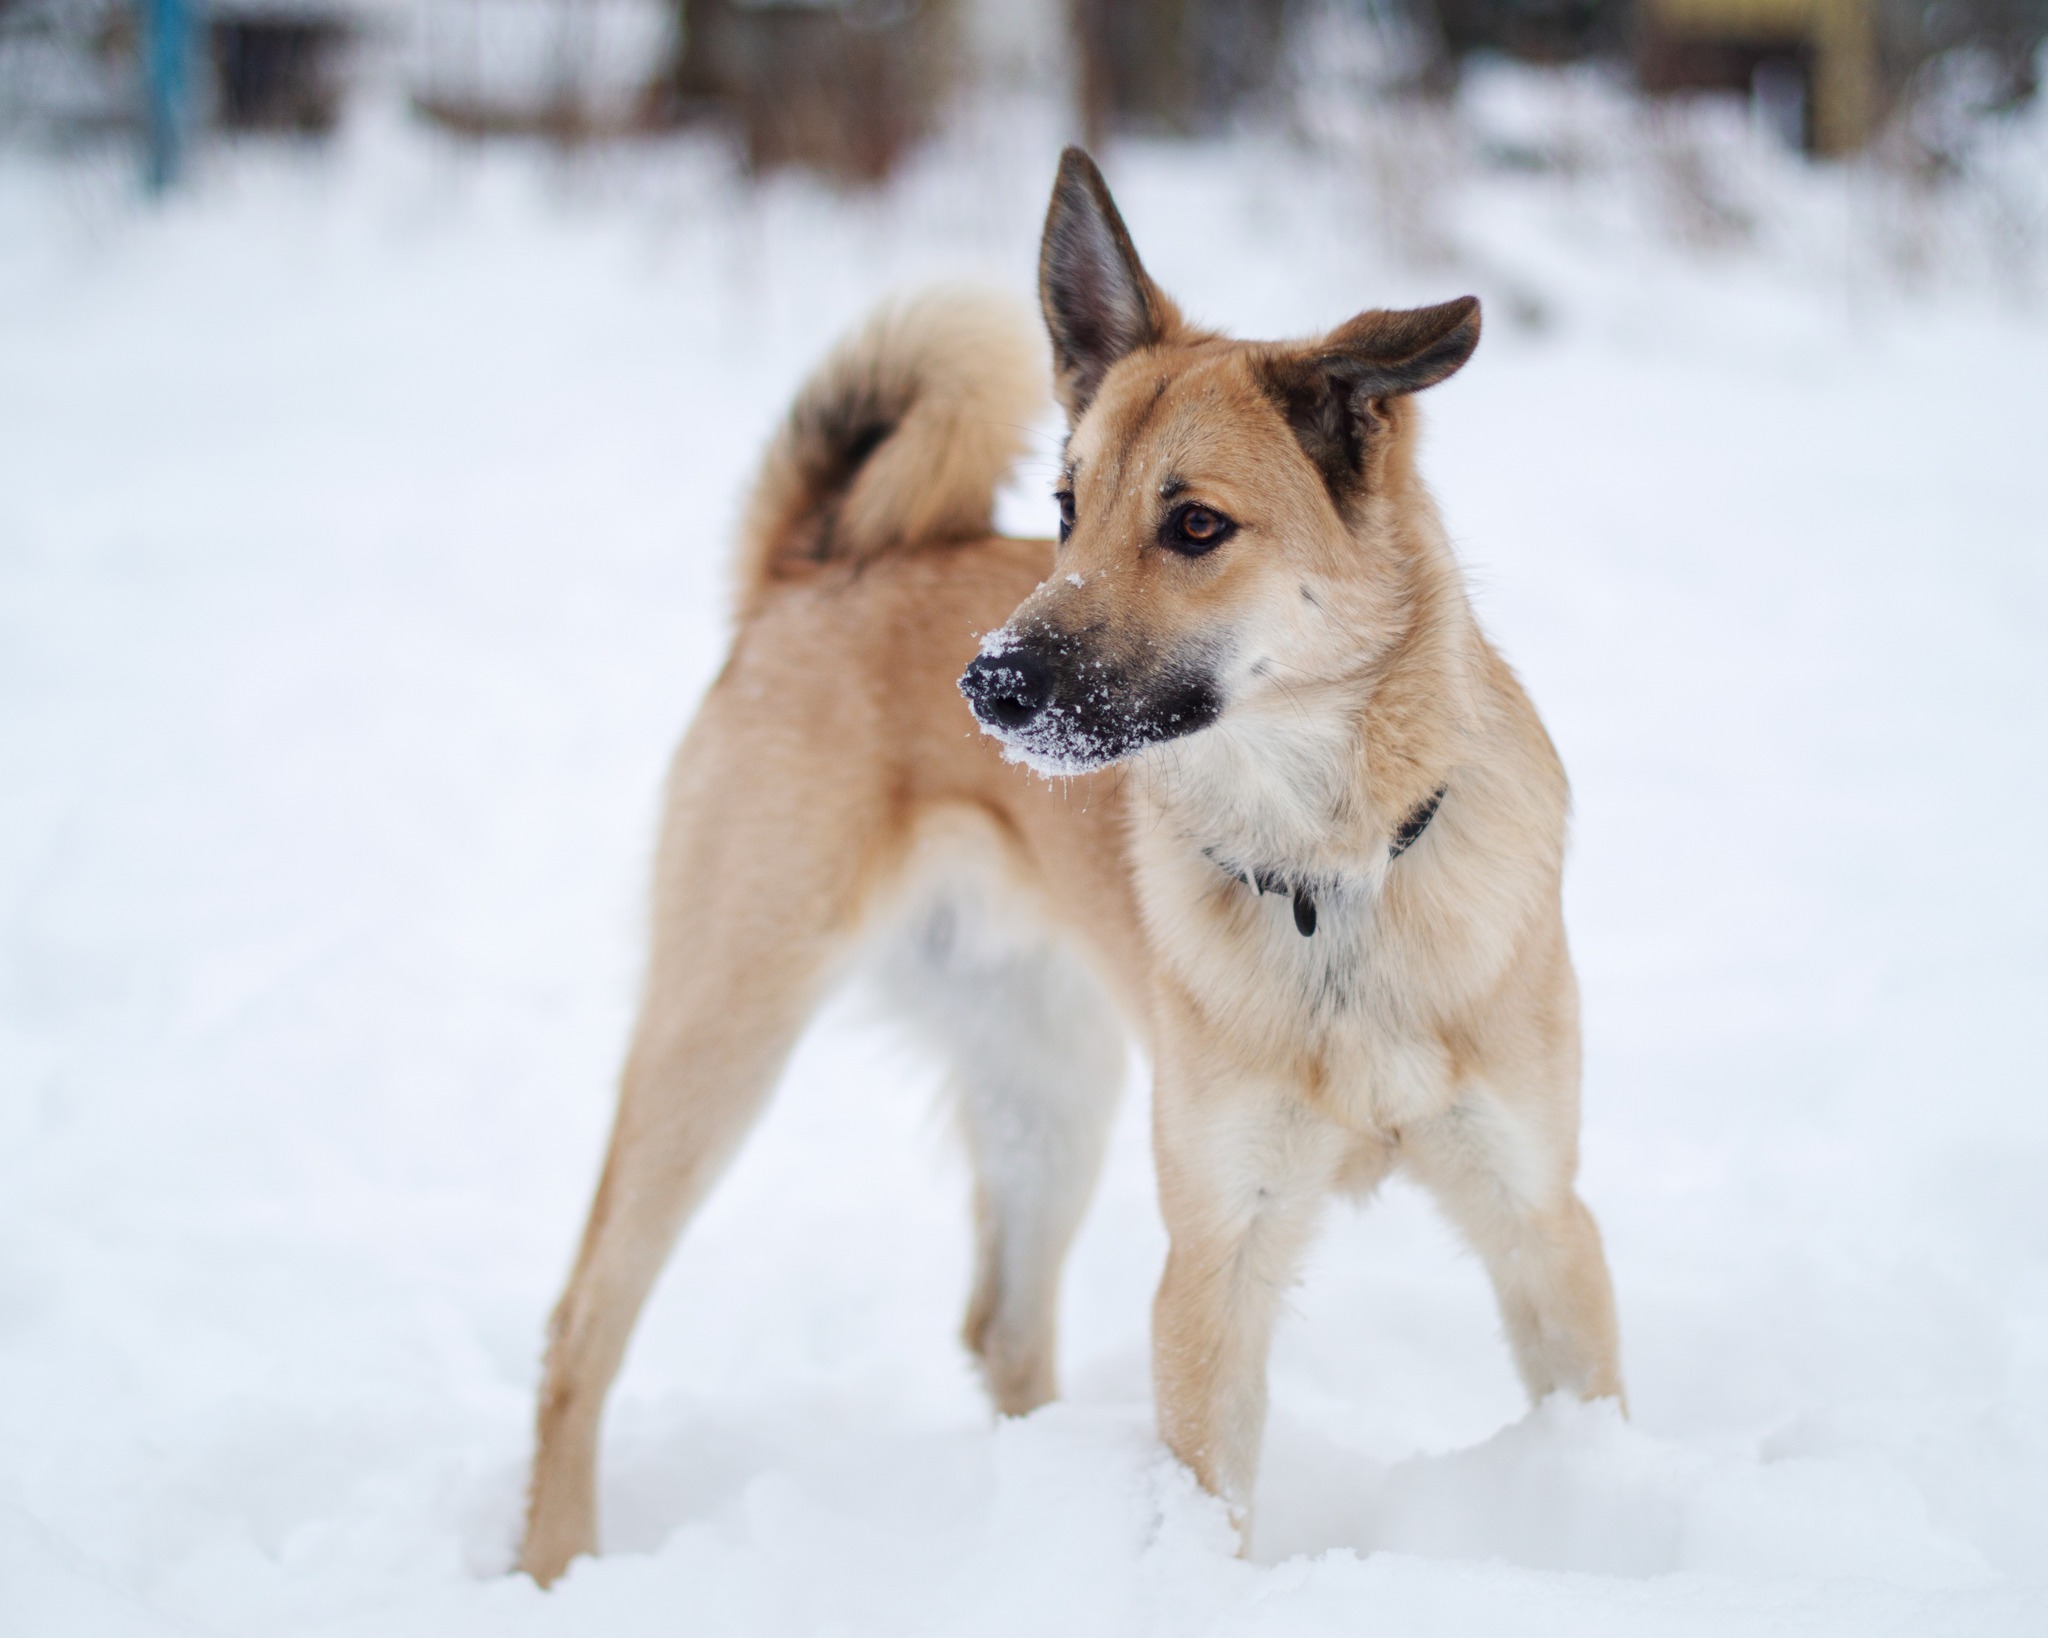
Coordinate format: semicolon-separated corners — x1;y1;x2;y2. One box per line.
735;287;1047;616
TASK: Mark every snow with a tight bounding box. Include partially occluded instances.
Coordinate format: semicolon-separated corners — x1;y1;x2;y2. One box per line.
3;71;2047;1636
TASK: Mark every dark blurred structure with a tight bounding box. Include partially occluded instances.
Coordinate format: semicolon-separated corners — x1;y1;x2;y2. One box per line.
1634;0;1875;150
665;0;958;180
1059;0;2040;155
1880;0;2048;103
1429;0;1624;61
1409;0;2046;148
1635;0;2047;150
3;0;2043;179
411;0;677;140
0;0;137;137
1070;0;1304;140
661;0;1308;168
0;0;352;167
210;6;352;132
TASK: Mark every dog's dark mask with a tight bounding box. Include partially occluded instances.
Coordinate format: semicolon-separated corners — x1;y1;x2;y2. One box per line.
960;624;1223;775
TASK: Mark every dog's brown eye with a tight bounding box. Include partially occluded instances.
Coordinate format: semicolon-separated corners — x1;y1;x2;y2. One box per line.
1163;503;1234;556
1055;489;1075;544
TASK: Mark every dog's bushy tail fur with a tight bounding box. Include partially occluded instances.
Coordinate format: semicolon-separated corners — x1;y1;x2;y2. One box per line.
736;288;1047;616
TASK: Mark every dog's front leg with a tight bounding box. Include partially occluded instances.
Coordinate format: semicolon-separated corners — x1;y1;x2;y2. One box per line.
1149;1033;1340;1532
1404;1087;1625;1410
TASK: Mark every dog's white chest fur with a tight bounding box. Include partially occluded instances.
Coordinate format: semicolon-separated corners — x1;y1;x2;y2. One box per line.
1127;776;1453;1138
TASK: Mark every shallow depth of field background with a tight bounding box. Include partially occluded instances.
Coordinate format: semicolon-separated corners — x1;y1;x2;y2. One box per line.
3;2;2046;1633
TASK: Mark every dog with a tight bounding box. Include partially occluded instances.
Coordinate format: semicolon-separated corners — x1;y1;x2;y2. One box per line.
518;147;1623;1586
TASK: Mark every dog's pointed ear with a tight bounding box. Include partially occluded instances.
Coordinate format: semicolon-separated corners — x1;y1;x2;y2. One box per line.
1039;147;1177;421
1257;296;1481;510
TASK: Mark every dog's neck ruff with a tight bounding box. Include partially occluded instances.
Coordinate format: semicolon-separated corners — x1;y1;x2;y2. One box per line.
1204;785;1446;937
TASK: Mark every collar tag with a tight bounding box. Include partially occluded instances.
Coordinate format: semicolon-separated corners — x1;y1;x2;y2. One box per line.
1203;785;1446;939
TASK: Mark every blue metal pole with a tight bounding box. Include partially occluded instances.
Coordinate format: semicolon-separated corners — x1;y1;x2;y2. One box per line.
143;0;193;192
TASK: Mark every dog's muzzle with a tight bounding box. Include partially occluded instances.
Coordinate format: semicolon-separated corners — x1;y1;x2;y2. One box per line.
959;629;1225;775
960;647;1052;732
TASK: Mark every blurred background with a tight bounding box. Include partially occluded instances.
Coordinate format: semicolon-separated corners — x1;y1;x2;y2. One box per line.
6;0;2048;176
3;3;2046;1636
4;0;2048;191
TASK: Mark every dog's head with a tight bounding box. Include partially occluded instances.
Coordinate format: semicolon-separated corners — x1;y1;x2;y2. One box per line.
960;148;1480;776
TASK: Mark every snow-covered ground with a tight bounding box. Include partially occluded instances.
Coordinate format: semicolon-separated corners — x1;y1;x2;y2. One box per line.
3;74;2046;1635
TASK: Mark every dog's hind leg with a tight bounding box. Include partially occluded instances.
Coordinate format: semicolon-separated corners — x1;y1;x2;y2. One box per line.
519;710;879;1587
878;897;1127;1415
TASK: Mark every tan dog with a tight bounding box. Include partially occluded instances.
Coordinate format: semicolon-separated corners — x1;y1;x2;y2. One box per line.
518;148;1622;1586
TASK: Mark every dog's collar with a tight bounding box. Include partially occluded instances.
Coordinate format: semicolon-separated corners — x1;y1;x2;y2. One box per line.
1389;784;1446;861
1204;785;1447;938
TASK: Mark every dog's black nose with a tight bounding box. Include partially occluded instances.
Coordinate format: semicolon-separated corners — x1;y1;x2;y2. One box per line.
960;647;1052;730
